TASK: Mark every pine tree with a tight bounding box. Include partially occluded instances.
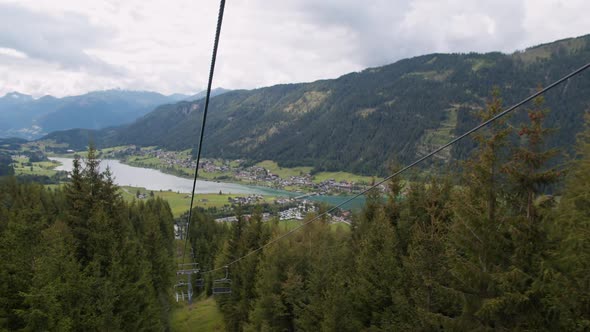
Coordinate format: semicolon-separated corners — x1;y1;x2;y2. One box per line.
447;89;514;330
216;211;270;331
504;93;560;221
21;220;83;331
548;112;590;330
487;92;562;329
246;236;297;332
350;192;412;330
298;219;356;331
404;176;462;329
0;181;53;330
63;155;92;262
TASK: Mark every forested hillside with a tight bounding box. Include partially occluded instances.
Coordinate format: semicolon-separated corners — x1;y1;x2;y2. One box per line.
0;148;175;330
45;34;590;175
186;97;590;331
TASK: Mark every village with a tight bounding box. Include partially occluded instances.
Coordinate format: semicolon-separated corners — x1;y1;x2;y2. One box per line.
99;147;361;239
174;198;351;240
103;146;374;195
215;196;350;224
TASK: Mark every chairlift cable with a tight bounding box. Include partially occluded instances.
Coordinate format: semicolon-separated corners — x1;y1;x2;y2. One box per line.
182;0;226;265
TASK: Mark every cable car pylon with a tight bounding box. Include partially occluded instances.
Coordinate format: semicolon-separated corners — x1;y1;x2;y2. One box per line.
175;262;202;304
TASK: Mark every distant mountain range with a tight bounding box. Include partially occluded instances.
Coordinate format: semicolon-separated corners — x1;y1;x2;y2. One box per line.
0;88;229;139
44;35;590;175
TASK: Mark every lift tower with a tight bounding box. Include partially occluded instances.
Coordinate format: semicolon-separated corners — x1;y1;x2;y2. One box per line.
175;263;203;304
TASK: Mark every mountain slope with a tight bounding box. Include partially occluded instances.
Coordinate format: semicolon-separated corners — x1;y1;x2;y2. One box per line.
44;35;590;175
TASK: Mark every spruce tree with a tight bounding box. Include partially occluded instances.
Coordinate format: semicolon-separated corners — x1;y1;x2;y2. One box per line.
246;235;297;332
549;113;590;330
216;211;270;331
21;220;85;331
350;191;412;330
504;93;560;221
0;182;52;330
489;92;562;329
404;177;462;329
448;89;514;330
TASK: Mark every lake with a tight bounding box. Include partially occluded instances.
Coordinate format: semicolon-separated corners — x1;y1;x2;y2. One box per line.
50;157;367;210
50;157;295;196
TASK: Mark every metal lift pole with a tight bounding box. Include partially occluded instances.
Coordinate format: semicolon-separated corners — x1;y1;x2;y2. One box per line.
176;263;200;304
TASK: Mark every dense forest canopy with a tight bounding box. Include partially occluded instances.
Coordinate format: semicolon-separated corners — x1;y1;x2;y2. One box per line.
0;147;175;331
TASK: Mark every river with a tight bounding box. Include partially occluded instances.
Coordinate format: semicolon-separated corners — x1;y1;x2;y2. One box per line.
50;157;366;210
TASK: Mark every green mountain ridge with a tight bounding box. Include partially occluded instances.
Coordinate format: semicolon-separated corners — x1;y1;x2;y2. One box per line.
43;34;590;175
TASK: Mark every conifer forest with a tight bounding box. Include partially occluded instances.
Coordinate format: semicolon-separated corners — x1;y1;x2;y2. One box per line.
1;92;590;331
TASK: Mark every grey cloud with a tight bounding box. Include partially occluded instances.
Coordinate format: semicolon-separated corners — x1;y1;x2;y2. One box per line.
0;0;587;97
292;0;411;65
290;0;526;67
0;3;125;76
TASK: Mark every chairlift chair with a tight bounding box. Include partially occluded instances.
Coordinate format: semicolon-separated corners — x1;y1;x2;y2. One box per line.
195;276;205;288
213;266;232;295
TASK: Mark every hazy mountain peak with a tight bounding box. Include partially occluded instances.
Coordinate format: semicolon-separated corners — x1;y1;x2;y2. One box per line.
2;91;33;101
38;95;58;101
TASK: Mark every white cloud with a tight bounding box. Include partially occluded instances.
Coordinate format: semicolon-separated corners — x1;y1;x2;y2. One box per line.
0;0;589;97
0;3;121;75
523;0;590;47
0;47;28;59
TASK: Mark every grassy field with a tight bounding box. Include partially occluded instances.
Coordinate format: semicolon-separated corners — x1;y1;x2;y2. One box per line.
12;157;61;177
119;186;192;217
98;145;133;154
279;219;350;232
170;297;225;332
119;186;277;218
125;155;163;167
311;171;380;184
256;160;313;178
257;160;380;185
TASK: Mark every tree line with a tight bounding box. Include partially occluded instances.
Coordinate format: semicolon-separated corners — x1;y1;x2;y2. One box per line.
192;92;590;331
0;147;175;331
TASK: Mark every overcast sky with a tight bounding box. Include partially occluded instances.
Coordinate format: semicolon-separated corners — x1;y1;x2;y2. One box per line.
0;0;589;98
